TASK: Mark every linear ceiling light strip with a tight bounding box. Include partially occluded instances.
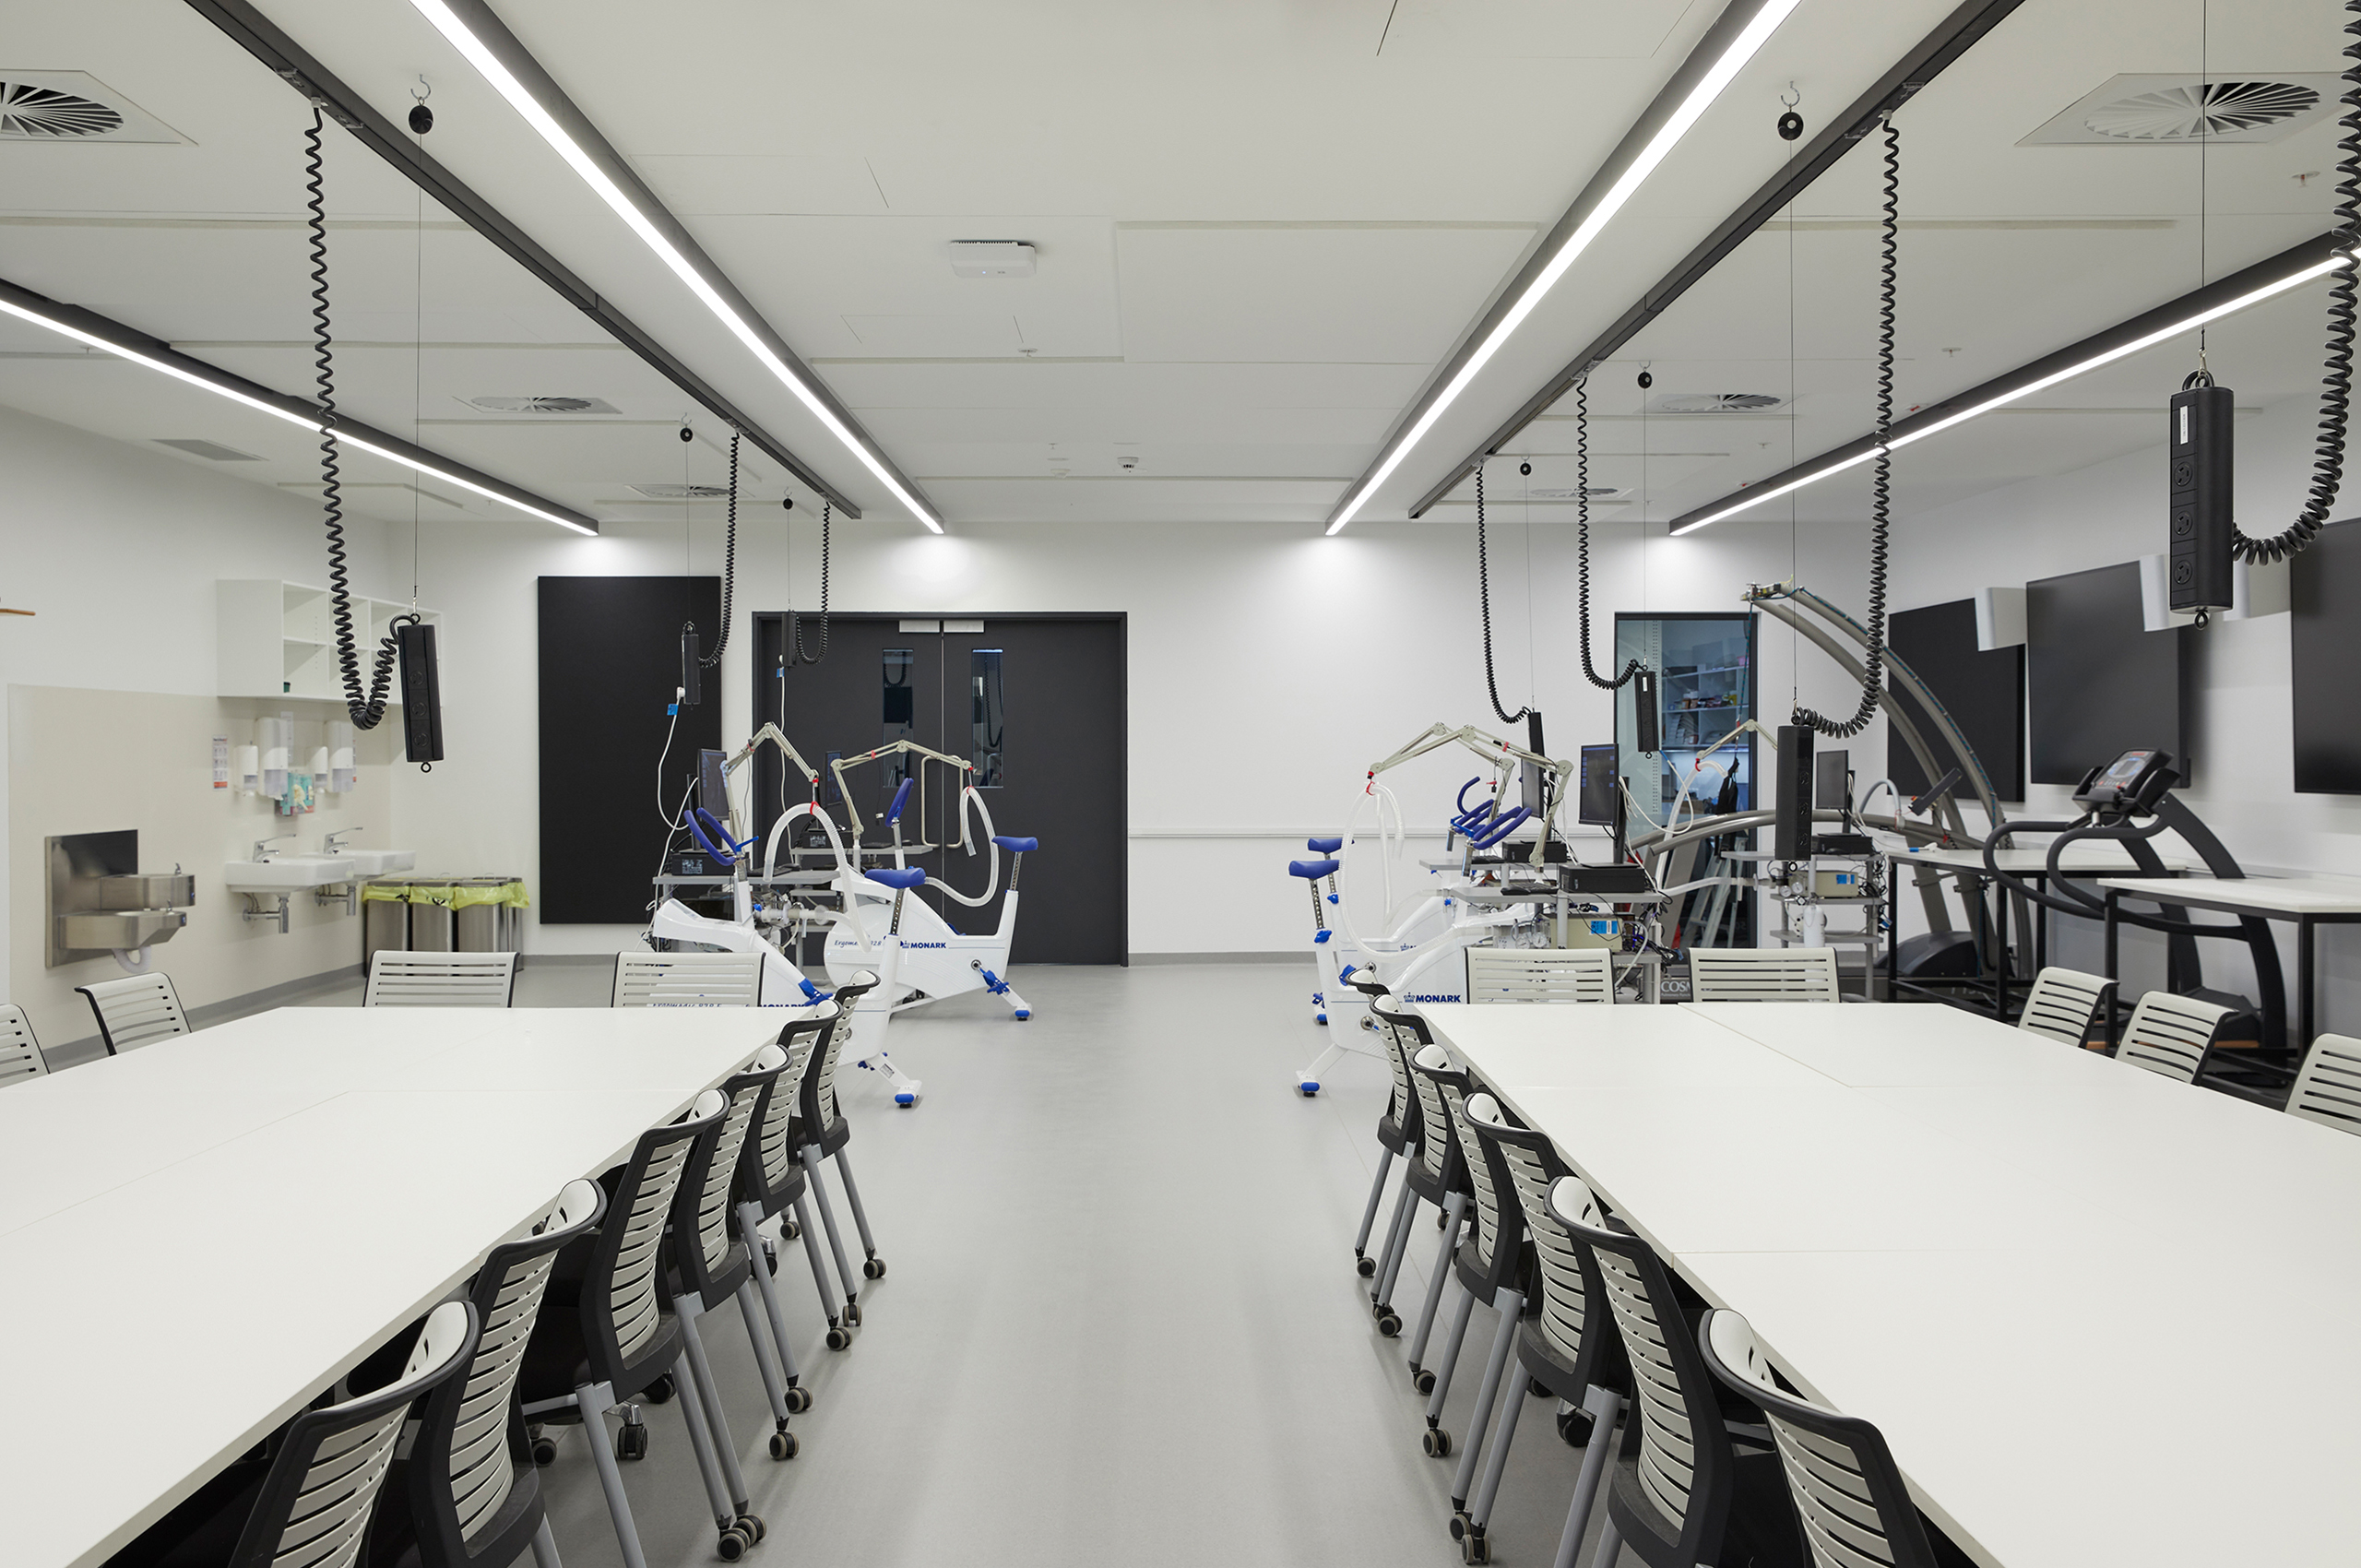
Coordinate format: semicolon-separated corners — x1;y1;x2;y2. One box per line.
1409;0;2026;520
405;0;943;533
180;0;860;520
0;277;597;534
1667;232;2350;535
1323;0;1805;536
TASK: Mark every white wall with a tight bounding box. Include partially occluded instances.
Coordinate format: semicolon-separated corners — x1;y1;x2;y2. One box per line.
0;402;401;1044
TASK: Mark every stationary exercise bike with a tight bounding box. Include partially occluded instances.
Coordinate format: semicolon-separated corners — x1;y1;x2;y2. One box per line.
1981;747;2284;1049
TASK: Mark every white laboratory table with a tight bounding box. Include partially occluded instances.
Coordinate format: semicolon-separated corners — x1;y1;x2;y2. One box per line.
2099;873;2361;1053
1415;999;2361;1568
0;1006;785;1568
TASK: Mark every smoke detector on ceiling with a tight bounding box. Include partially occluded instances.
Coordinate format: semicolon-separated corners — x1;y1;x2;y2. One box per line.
629;482;729;499
2023;75;2341;145
1655;393;1785;414
468;396;622;414
950;241;1037;278
0;72;188;142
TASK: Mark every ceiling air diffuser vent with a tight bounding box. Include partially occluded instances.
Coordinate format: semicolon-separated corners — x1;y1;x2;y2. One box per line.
0;73;187;142
469;396;621;414
1528;486;1627;500
629;483;730;499
154;438;261;461
2024;75;2340;146
1656;393;1784;414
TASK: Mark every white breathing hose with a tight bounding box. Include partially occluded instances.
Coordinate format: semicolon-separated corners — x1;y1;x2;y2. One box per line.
763;802;872;961
931;786;1003;909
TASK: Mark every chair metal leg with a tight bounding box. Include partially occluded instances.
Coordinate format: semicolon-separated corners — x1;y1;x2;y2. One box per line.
666;1348;740;1530
1406;1192;1466;1372
1354;1146;1396;1262
734;1280;796;1436
1563;1386;1625;1568
575;1381;652;1568
740;1200;809;1388
674;1308;752;1513
790;1190;846;1329
832;1146;883;1263
1452;1288;1523;1510
1465;1340;1532;1539
528;1518;564;1568
1372;1182;1418;1310
801;1144;862;1308
1423;1286;1477;1427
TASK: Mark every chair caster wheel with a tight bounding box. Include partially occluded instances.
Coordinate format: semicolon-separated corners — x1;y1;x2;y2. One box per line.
1413;1368;1436;1396
1528;1377;1549;1398
616;1424;649;1462
768;1430;798;1460
786;1386;813;1414
530;1434;557;1467
843;1301;863;1327
1422;1427;1452;1458
1463;1529;1489;1563
863;1255;886;1279
826;1325;852;1350
783;1218;801;1241
716;1526;748;1562
645;1374;675;1405
1450;1512;1470;1541
1557;1408;1595;1448
1376;1312;1402;1338
737;1514;766;1543
1356;1255;1376;1277
761;1240;779;1277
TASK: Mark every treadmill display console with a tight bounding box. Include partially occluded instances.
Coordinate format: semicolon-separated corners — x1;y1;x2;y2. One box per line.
2074;748;2171;811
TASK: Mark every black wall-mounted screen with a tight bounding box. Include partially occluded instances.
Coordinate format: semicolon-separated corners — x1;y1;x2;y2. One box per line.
2025;563;2185;788
539;576;721;923
1884;598;2026;801
2292;517;2361;793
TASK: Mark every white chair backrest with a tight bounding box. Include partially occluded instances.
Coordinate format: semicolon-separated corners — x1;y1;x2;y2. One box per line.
612;950;764;1007
0;1005;47;1087
2018;966;2112;1046
1466;947;1614;1004
2116;991;2230;1083
1688;946;1839;1004
365;951;518;1008
76;973;190;1054
2287;1033;2361;1135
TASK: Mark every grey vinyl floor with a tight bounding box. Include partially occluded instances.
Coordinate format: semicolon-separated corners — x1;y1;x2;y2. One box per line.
291;962;1625;1568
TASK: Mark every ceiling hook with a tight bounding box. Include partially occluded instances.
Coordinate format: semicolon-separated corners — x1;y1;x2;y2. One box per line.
410;75;432;103
1780;81;1800;111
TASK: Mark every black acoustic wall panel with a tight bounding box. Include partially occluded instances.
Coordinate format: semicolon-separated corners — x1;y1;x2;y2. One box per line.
2025;562;2185;787
1884;598;2026;801
2292;517;2361;792
539;576;720;923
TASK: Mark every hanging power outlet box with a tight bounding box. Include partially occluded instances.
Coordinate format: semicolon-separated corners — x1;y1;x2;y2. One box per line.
2168;381;2236;613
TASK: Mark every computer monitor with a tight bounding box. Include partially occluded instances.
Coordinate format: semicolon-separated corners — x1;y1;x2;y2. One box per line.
1813;748;1851;814
698;748;730;819
1578;744;1619;826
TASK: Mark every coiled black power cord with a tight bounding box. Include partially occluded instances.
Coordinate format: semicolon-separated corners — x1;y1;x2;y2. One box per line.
1572;378;1642;691
1475;465;1530;725
700;434;740;667
2236;4;2361;564
304;107;399;731
792;502;832;665
1794;116;1898;740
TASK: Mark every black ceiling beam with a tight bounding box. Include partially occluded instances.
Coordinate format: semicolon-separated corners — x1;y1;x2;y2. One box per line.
1666;230;2343;531
1407;0;2027;519
182;0;863;518
1;275;599;531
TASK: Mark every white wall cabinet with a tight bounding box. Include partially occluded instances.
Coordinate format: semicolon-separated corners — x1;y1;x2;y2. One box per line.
217;580;440;702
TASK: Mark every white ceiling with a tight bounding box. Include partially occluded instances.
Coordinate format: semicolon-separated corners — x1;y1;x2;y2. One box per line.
0;0;2348;536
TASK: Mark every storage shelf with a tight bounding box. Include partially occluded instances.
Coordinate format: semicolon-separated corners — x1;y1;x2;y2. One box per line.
219;580;440;702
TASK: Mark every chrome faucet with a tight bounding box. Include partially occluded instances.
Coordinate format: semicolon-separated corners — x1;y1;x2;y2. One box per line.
253;834;292;861
324;827;363;854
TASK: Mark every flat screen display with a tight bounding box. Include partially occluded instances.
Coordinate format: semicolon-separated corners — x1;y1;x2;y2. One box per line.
698;748;730;819
2292;517;2361;793
1884;598;2026;801
2025;563;2184;787
1813;749;1850;813
1578;744;1619;826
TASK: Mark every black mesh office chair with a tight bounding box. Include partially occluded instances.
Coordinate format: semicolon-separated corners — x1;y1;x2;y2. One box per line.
736;1010;852;1387
796;972;885;1323
1347;972;1414;1278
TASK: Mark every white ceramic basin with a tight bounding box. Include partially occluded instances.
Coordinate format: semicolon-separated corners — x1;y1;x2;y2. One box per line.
345;849;417;875
222;856;357;893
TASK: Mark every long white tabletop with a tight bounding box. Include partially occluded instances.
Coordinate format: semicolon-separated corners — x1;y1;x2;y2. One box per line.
0;1006;785;1568
2096;872;2361;915
1416;999;2361;1568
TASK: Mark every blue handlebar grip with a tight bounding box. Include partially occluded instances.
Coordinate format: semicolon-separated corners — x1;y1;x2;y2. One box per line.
886;777;915;825
686;806;734;862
